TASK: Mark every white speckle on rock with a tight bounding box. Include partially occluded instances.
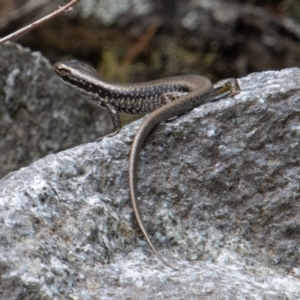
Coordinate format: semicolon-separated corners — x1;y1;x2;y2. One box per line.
4;68;20;106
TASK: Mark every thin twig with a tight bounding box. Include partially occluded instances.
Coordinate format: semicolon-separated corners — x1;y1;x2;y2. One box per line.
0;0;81;46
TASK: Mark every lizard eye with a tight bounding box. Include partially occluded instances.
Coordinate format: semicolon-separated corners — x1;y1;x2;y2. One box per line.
53;63;62;70
53;63;71;76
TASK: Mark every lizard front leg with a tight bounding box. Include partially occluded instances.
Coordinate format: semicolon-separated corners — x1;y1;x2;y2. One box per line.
97;102;121;141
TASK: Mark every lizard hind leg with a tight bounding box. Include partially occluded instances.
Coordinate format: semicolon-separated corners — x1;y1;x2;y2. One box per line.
161;92;188;122
161;92;188;104
213;78;241;97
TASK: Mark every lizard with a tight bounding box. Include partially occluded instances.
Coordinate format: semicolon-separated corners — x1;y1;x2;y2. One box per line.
53;60;241;270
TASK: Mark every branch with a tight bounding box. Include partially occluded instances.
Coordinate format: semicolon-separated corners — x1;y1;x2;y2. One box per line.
0;0;81;46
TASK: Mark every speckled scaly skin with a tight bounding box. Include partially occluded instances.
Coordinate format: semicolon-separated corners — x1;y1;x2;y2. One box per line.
54;60;240;270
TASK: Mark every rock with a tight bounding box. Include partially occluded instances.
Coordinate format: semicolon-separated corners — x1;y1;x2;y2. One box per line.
0;64;300;298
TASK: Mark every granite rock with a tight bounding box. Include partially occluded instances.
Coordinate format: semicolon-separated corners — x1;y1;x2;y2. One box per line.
0;67;300;298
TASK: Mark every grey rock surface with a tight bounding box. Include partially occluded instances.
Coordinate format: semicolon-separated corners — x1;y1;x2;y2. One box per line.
0;67;300;299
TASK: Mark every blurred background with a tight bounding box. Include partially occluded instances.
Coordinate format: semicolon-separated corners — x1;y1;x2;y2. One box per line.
0;0;299;178
1;0;299;81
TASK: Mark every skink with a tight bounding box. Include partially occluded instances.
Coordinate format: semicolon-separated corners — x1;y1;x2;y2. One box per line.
54;60;240;270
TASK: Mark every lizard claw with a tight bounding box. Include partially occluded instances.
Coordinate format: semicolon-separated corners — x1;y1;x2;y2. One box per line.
96;129;120;142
